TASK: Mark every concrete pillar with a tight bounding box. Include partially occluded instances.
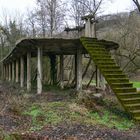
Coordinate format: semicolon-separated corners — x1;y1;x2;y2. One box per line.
99;73;106;90
37;47;42;94
27;52;31;92
96;66;100;88
50;54;57;85
2;64;4;80
96;67;106;91
1;63;3;80
76;48;82;91
20;56;24;88
5;64;8;80
60;55;64;89
91;22;97;38
12;61;15;82
16;60;19;83
9;63;11;81
85;18;91;37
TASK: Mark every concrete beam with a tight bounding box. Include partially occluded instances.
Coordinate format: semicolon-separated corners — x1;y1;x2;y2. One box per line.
37;47;43;94
27;52;31;92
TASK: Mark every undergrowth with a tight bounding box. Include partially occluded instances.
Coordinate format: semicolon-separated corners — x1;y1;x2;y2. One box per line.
0;84;137;139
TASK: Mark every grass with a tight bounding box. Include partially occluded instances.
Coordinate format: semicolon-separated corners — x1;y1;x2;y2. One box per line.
21;99;135;132
0;84;137;139
132;81;140;88
87;110;134;130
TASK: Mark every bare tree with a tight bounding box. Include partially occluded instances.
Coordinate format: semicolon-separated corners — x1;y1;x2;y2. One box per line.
26;10;38;37
132;0;140;12
36;0;66;37
70;0;103;27
70;0;87;27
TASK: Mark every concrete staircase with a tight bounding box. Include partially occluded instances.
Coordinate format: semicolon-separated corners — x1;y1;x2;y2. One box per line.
80;37;140;121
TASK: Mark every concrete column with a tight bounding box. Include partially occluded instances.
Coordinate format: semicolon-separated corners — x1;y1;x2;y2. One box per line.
85;18;91;37
76;48;82;91
20;56;24;87
1;63;3;80
27;52;31;92
91;22;97;38
50;54;57;85
16;60;19;83
3;65;6;80
37;47;42;94
5;64;8;80
96;67;106;91
12;61;15;82
99;73;106;90
9;63;11;81
60;55;64;89
96;66;100;89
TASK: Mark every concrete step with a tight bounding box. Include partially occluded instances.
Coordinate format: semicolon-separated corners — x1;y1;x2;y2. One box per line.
103;70;123;74
90;52;110;56
122;97;140;104
118;92;140;98
99;65;120;69
133;117;140;121
107;78;129;83
111;83;133;88
105;74;127;78
91;53;112;58
84;42;104;47
125;103;140;110
92;55;111;59
114;87;136;93
86;46;106;50
97;62;116;65
95;59;115;62
130;109;140;117
87;47;106;51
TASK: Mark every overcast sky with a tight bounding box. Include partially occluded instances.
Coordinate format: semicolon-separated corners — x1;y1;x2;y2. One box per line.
0;0;136;17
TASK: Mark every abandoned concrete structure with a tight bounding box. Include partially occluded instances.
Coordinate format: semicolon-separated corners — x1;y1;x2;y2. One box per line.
2;15;140;121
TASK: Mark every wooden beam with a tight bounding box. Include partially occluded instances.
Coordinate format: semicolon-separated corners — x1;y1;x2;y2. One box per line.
76;48;82;91
20;56;24;87
60;55;64;89
37;47;43;94
27;52;31;92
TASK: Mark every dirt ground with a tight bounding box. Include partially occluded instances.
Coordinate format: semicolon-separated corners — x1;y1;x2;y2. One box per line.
0;82;140;140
